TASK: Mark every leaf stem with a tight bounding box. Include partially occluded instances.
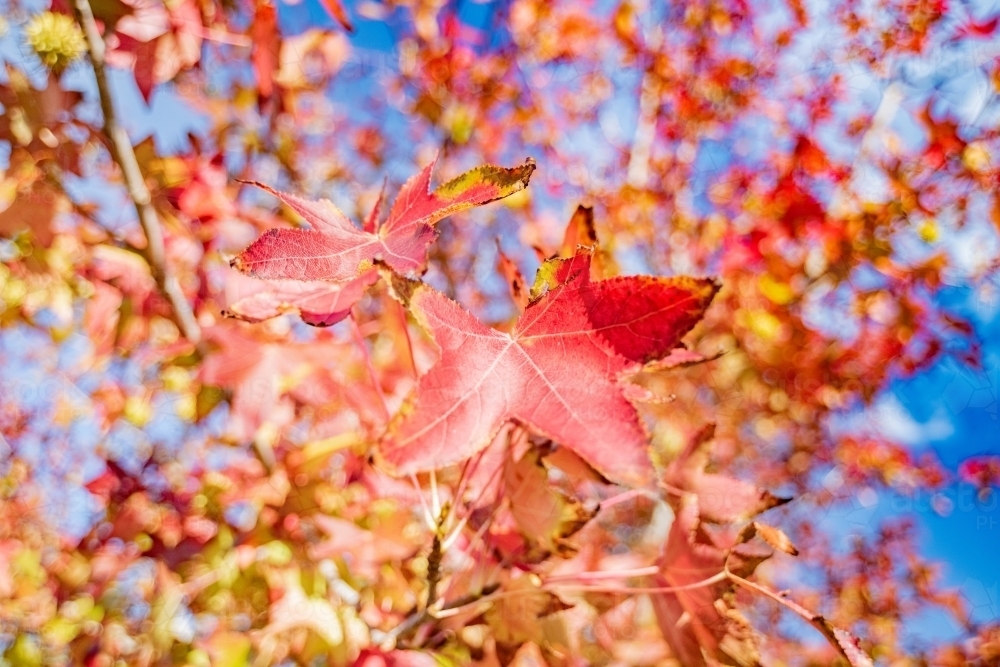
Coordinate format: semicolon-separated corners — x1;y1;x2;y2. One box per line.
545;573;727;595
599;488;661;509
432;570;729;620
395;300;418;378
429;468;441;519
410;473;437;533
447;448;485;532
349;312;390;423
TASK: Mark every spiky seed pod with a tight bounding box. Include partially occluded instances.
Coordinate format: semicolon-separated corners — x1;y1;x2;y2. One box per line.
24;12;86;73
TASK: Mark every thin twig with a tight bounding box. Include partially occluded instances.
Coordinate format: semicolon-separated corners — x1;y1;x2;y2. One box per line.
726;569;872;666
429;468;441;519
440;449;486;546
71;0;202;349
439;513;470;552
544;565;661;583
547;575;726;595
422;570;730;623
381;567;729;652
379;584;501;650
410;473;436;532
349;312;390;422
452;449;484;511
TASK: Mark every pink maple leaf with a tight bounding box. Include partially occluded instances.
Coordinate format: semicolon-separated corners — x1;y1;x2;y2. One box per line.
230;156;536;282
379;250;718;487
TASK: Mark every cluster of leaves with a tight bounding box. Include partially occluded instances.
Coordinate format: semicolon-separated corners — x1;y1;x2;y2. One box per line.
1;0;999;665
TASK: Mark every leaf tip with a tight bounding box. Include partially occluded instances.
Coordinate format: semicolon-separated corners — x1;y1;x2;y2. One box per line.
517;157;537;187
770;493;794;510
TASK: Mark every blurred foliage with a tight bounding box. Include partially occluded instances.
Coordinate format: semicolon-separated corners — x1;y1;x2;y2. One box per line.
1;0;999;664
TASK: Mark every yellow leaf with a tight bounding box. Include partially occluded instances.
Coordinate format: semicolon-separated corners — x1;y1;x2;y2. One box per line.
963;142;992;174
758;274;794;305
918;219;939;243
205;631;251;667
744;309;782;341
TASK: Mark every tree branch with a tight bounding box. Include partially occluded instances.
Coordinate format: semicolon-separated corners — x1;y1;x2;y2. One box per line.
726;570;874;667
379;489;453;650
71;0;203;348
378;584;501;651
425;513;445;609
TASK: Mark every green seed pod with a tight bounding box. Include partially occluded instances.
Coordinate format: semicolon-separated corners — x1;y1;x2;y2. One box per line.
24;12;86;73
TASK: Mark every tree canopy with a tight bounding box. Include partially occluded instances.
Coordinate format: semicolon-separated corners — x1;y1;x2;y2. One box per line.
0;0;998;665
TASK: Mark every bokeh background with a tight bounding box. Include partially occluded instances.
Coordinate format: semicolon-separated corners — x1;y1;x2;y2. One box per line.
0;0;998;664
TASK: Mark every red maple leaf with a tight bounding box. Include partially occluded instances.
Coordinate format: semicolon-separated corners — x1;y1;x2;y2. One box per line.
251;0;280;101
319;0;354;31
230;156;536;282
199;324;366;441
104;0;203;102
663;425;790;523
379;250;718;487
950;15;999;41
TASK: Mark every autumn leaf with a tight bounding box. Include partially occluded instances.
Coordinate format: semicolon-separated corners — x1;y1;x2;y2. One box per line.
222;269;377;326
652;495;763;667
663;425;790;523
504;448;596;555
485;575;567;647
319;0;354;31
496;239;529;312
0;177;68;247
379;249;718;487
223;193;385;327
558;205;598;257
309;514;419;572
251;0;281;101
231;156;536;282
104;0;203;101
199;324;356;442
738;521;799;556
